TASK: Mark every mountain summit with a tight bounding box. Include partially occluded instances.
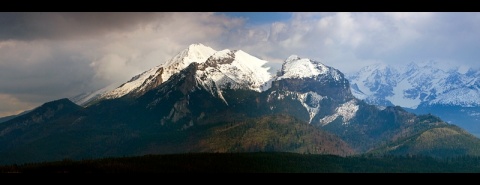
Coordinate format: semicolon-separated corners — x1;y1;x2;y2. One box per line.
94;43;217;101
195;49;272;102
278;55;339;80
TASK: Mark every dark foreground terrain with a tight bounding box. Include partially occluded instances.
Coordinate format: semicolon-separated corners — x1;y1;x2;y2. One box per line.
2;152;480;173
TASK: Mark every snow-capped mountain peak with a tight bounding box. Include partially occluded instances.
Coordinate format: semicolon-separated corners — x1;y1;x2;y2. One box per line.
278;55;330;80
196;49;273;95
163;43;216;67
97;43;216;100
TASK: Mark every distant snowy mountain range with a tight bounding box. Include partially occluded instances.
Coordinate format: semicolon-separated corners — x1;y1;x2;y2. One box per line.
348;61;480;109
347;62;480;136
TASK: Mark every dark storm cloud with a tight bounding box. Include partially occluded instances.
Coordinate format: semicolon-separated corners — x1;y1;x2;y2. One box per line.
0;42;95;99
0;12;161;41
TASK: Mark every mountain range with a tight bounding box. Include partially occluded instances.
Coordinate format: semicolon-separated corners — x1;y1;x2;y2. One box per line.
348;62;480;137
1;44;479;165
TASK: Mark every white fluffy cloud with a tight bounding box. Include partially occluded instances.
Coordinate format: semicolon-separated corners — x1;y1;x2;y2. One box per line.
222;12;480;73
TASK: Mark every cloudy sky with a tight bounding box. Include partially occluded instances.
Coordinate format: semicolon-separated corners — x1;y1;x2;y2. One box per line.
1;12;480;117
